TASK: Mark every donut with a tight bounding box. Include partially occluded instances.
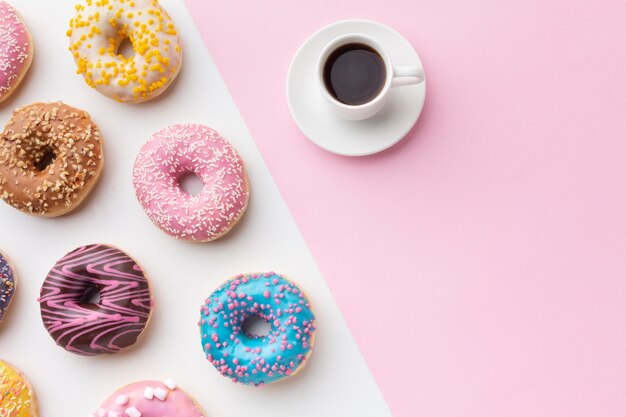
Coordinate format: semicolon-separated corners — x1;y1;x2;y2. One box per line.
68;0;183;103
199;272;316;385
89;380;205;417
0;102;104;217
38;244;153;356
132;124;250;242
0;1;33;103
0;359;38;417
0;250;16;323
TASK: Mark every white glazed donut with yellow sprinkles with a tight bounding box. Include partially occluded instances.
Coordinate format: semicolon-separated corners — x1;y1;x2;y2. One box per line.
68;0;182;103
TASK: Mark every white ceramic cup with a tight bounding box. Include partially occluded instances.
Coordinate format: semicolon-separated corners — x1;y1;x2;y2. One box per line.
317;34;424;121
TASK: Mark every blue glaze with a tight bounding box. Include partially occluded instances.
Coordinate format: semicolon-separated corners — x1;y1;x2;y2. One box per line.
199;272;316;385
0;252;15;321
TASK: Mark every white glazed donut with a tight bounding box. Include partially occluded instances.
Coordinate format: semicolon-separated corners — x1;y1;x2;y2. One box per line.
68;0;183;103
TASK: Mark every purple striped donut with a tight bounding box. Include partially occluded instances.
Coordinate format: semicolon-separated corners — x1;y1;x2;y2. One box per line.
38;244;153;356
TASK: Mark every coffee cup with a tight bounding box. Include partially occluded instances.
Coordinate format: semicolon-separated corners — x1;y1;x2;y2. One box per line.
317;34;424;121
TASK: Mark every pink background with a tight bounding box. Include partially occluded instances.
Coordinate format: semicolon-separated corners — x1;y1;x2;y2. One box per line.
184;1;626;416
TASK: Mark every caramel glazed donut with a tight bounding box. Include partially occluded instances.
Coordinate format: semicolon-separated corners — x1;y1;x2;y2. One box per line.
68;0;183;103
0;102;104;217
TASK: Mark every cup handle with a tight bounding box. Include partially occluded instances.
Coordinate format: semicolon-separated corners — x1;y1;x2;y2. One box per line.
392;66;424;87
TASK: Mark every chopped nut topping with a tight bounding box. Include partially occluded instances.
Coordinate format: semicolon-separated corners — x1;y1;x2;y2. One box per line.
0;102;104;216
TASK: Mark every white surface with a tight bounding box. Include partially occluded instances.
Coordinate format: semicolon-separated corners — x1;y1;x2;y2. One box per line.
287;20;427;156
0;2;392;417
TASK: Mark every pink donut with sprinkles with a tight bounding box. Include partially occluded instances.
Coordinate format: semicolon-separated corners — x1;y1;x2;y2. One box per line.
133;124;250;242
0;1;33;103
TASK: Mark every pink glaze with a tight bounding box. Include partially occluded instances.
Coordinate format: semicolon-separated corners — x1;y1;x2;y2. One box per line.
0;1;31;100
93;380;205;417
132;124;249;242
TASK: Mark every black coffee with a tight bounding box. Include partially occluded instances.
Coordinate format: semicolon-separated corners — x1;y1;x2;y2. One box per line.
323;43;386;106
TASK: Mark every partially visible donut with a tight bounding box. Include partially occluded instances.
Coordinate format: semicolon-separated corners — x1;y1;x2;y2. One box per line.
133;124;250;242
0;102;104;217
89;380;205;417
0;250;16;324
0;1;33;103
68;0;183;103
0;359;38;417
38;244;153;356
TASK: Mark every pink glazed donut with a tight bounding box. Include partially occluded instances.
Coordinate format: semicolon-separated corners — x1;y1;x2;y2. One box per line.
133;124;250;242
0;1;33;103
89;380;205;417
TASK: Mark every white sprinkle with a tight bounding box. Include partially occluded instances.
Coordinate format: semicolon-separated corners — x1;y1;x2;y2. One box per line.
125;407;142;417
143;387;154;399
97;409;106;417
163;379;177;390
108;412;119;417
153;387;167;401
115;395;128;406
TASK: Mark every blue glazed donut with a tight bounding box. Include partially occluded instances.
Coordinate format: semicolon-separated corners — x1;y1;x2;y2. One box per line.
199;272;316;385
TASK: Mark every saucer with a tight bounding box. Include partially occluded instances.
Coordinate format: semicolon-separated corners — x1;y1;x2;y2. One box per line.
287;20;426;157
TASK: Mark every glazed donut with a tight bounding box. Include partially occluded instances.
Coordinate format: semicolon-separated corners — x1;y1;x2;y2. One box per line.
0;250;16;323
0;359;38;417
89;380;205;417
0;1;33;103
199;272;316;385
68;0;183;103
0;102;104;217
38;244;153;356
133;124;250;242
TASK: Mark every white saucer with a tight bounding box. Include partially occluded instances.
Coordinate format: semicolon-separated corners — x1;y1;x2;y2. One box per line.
287;20;426;157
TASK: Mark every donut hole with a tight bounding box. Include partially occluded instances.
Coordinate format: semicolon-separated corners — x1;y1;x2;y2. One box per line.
34;147;56;171
178;171;204;196
117;37;135;59
79;283;101;305
242;314;271;338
